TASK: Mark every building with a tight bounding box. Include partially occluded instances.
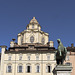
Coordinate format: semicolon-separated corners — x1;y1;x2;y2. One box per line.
66;44;75;75
0;17;56;75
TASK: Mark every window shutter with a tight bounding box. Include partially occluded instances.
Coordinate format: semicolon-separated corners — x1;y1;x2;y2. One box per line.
26;65;27;72
36;66;37;72
6;66;8;72
50;66;52;73
46;66;48;73
17;66;19;72
11;66;12;72
22;66;23;72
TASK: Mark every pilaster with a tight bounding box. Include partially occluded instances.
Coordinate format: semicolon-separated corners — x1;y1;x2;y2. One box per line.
0;46;7;75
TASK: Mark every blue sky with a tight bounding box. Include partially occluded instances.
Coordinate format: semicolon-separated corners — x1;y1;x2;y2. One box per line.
0;0;75;51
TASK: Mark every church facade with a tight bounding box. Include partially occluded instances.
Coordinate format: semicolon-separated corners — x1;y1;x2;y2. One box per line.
0;17;56;75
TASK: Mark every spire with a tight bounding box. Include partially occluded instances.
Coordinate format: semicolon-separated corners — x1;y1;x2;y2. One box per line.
30;17;39;24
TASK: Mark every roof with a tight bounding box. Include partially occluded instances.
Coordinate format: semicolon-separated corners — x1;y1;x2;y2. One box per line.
67;47;75;52
5;43;56;54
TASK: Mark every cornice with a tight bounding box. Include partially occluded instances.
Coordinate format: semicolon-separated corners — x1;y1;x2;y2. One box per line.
18;30;49;36
5;49;56;54
0;45;7;48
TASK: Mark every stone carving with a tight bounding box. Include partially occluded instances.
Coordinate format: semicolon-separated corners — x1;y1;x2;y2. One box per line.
55;39;67;65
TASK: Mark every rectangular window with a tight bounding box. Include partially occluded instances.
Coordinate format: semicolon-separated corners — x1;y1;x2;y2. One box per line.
47;56;50;60
8;56;11;60
36;56;39;60
19;56;22;60
28;56;30;60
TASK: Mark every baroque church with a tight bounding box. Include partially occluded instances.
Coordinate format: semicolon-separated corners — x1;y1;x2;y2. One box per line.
0;17;56;75
0;17;75;75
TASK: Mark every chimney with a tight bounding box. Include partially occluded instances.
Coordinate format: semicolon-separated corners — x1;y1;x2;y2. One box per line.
71;43;74;48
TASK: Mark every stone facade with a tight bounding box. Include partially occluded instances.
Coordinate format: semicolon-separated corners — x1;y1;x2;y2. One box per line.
0;17;56;75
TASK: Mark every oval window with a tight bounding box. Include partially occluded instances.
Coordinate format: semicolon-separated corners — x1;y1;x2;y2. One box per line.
30;36;34;43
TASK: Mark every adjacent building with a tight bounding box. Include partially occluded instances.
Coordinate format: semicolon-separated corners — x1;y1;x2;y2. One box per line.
66;44;75;75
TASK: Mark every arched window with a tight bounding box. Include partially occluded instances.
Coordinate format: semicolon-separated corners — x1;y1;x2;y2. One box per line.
30;36;34;43
18;64;23;73
26;64;31;73
36;65;40;73
6;64;12;73
48;66;51;73
46;64;51;73
41;37;45;44
27;66;30;73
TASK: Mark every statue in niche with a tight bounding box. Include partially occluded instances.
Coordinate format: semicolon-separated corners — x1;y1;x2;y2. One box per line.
55;39;67;65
